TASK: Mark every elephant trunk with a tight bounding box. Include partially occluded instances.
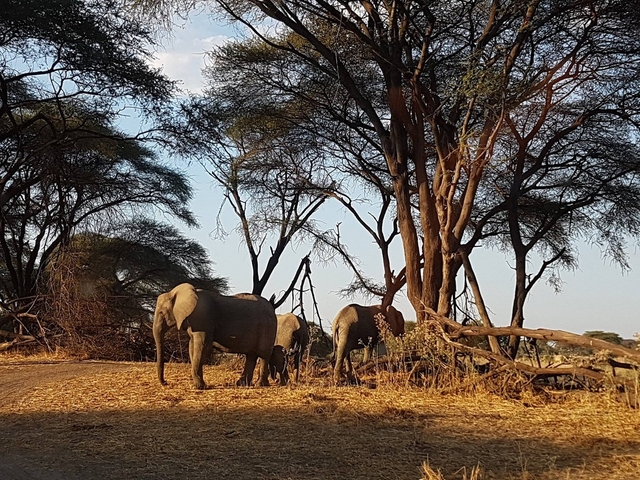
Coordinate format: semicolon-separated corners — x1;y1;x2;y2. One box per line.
153;318;167;386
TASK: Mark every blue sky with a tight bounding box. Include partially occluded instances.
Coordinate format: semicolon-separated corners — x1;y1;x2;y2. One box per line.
148;12;640;339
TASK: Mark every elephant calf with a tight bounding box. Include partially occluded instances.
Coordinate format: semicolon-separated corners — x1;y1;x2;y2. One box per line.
269;313;310;385
332;304;405;384
153;283;277;389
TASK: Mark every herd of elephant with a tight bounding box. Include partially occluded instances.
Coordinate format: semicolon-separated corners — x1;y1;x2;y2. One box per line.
153;283;406;389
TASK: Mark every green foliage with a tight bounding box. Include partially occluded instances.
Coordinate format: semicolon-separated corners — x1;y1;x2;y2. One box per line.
584;331;624;345
0;0;215;362
0;0;173;103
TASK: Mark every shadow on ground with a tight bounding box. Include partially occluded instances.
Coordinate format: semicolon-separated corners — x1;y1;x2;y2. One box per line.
2;401;638;480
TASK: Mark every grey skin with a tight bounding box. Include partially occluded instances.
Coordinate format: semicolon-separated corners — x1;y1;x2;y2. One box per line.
153;283;277;389
332;304;405;384
269;313;310;385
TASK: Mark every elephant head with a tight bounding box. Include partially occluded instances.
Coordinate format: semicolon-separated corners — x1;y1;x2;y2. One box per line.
153;283;198;385
383;305;405;337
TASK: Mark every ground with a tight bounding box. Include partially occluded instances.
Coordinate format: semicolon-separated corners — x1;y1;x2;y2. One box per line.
1;357;639;479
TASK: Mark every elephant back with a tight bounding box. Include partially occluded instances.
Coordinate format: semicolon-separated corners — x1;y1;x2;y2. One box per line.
332;304;385;350
210;292;278;358
275;313;309;351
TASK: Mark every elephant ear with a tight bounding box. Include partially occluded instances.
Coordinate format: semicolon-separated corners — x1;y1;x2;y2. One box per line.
172;283;199;331
385;305;404;336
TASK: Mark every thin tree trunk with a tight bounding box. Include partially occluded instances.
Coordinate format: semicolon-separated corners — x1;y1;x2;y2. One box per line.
460;251;502;354
508;252;527;358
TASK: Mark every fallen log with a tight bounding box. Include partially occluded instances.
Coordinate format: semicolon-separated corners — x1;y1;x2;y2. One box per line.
0;338;39;352
438;335;640;390
0;330;36;342
424;312;640;364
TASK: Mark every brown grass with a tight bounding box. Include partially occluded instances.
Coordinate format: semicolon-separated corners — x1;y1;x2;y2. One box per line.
1;358;640;480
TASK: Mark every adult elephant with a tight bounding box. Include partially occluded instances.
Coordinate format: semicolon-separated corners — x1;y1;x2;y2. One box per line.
269;313;310;385
332;304;405;384
153;283;277;389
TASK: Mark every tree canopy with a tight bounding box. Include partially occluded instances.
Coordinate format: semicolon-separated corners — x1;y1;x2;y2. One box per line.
0;0;225;357
149;1;640;344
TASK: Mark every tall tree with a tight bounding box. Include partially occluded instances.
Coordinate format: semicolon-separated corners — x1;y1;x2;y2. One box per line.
208;0;640;331
141;0;640;356
0;116;196;329
1;0;173;213
42;220;227;358
200;38;406;306
0;0;200;342
172;94;333;297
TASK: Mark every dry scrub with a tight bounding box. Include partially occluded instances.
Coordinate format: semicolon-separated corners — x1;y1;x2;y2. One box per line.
1;359;639;480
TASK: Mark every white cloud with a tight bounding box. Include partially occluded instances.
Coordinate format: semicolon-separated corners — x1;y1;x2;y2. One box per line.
150;16;231;93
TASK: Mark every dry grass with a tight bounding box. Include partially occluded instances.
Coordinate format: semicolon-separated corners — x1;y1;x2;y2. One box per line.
422;461;482;480
0;345;80;362
1;357;640;480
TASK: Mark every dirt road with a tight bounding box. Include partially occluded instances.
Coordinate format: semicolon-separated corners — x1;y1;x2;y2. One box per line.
0;361;133;480
1;359;639;480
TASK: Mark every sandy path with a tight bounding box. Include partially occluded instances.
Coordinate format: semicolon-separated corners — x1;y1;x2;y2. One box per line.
0;361;134;480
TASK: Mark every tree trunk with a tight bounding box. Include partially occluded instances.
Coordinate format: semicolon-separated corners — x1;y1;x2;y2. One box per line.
508;252;527;358
460;251;502;354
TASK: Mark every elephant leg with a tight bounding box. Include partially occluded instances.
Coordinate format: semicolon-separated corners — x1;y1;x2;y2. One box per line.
189;331;207;390
237;353;258;386
202;334;214;371
270;347;285;385
334;342;348;384
258;356;271;387
268;357;277;382
279;357;289;386
345;353;358;385
293;352;301;384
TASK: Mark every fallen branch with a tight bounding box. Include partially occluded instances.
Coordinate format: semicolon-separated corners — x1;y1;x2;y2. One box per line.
435;319;605;382
0;338;39;352
425;312;640;363
608;358;639;374
0;331;36;342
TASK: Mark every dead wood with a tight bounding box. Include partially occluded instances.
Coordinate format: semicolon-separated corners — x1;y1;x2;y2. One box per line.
608;358;639;375
437;335;640;391
0;331;36;341
425;312;640;364
355;354;423;375
0;338;39;352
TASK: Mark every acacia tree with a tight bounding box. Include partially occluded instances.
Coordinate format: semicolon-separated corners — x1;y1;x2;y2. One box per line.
143;1;640;367
0;118;197;331
172;93;333;298
451;2;640;356
39;220;228;358
0;0;203;344
206;0;525;321
200;38;407;307
0;0;173;207
208;0;640;333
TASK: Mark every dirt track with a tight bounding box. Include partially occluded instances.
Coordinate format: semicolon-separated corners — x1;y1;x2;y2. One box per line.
1;359;640;480
0;361;133;480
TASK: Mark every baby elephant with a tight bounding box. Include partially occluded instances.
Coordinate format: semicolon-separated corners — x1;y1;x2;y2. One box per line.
332;304;405;384
269;313;310;385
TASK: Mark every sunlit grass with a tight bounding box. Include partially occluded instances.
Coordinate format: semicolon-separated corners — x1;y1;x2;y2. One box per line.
2;359;640;479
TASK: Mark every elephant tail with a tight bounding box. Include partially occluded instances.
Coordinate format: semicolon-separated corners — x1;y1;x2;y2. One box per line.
332;326;338;361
